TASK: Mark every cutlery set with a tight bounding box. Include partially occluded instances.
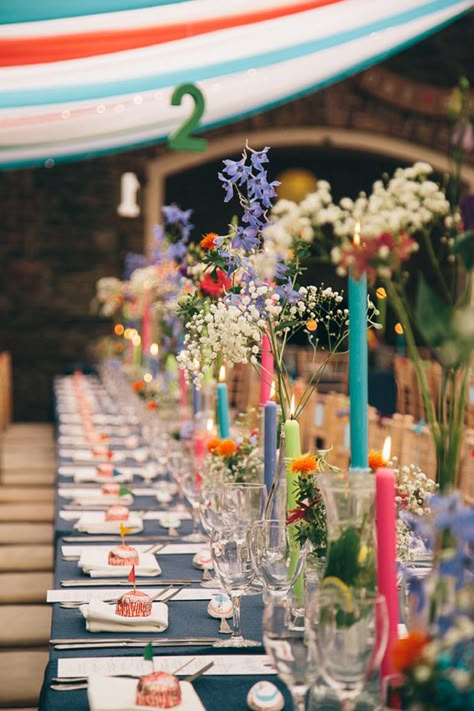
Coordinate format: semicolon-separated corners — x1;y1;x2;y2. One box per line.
50;660;215;691
58;584;184;608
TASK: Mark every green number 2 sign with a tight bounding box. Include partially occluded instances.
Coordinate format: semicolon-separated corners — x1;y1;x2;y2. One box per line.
168;83;208;153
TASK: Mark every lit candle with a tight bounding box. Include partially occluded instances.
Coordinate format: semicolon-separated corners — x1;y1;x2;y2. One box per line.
375;286;387;335
284;396;301;512
149;343;159;379
375;436;399;680
259;332;275;406
131;332;142;367
394;322;406;356
216;366;231;438
349;222;369;469
264;385;278;494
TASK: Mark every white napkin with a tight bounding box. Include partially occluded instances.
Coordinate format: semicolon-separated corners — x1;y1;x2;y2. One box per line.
63;489;134;507
73;470;133;484
74;512;143;534
79;549;161;578
62;449;126;462
88;675;204;711
80;600;168;634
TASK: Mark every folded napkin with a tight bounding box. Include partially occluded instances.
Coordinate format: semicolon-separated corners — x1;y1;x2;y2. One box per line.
70;490;134;507
79;549;161;578
62;449;126;462
74;512;143;534
88;675;203;711
73;469;133;484
80;600;168;634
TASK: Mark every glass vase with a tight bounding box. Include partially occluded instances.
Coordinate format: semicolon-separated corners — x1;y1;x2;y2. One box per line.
317;470;376;592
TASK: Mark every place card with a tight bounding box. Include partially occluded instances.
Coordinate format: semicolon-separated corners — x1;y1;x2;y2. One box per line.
61;543;204;559
58;654;276;678
47;587;219;603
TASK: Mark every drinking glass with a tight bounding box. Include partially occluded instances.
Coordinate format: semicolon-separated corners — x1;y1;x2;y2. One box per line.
198;481;225;588
210;524;259;647
222;482;267;526
263;596;319;711
251;519;308;597
180;470;207;542
310;589;388;710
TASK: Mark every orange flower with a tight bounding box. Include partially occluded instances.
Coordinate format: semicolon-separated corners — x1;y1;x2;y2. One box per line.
207;437;221;453
147;401;158;411
291;454;318;475
132;381;144;393
392;630;430;672
368;449;388;471
200;232;218;250
217;439;238;457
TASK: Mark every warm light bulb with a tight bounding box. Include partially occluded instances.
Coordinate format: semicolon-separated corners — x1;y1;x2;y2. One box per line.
150;343;159;356
394;323;404;335
219;366;226;382
382;436;391;462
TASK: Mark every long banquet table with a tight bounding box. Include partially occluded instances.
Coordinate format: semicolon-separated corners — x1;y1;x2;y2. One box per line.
39;374;293;711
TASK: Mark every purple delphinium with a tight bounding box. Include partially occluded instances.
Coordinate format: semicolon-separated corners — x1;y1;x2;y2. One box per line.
123;252;148;279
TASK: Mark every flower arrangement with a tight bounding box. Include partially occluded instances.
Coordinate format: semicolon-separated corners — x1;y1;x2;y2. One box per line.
391;493;474;710
203;431;261;484
177;143;379;419
269;151;473;490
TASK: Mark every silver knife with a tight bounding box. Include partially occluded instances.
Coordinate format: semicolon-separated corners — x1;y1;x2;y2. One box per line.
52;639;220;650
62;536;175;543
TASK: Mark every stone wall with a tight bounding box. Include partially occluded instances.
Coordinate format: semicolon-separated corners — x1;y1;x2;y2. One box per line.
0;23;472;421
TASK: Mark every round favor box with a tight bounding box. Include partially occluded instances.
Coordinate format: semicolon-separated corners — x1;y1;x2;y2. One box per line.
136;671;182;708
105;504;129;521
108;544;139;566
101;482;120;496
115;590;152;617
96;464;114;478
247;682;285;711
207;593;233;619
192;548;213;571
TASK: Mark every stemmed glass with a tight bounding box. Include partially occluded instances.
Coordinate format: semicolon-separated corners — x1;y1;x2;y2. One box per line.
180;470;208;542
310;589;388;710
251;519;308;598
210;523;260;647
263;596;319;711
222;482;267;526
198;480;225;588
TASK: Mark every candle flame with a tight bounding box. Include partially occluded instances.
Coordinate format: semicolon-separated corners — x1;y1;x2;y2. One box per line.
394;322;404;335
382;436;391;461
143;373;152;383
123;328;133;340
114;323;124;336
290;395;296;418
270;381;276;400
353;221;361;247
150;343;159;356
219;365;226;382
206;418;214;433
132;334;141;346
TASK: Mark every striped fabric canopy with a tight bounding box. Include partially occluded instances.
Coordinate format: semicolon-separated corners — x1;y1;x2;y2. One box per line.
0;0;471;169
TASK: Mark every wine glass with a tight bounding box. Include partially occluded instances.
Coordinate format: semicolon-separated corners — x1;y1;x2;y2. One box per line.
198;480;225;588
310;589;388;710
251;519;308;597
180;470;208;542
263;596;319;711
222;482;267;526
210;524;259;647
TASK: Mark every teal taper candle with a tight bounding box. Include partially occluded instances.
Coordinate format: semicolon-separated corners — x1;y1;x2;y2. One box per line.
349;264;368;468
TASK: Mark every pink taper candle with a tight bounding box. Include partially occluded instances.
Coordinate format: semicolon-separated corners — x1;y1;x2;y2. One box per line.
141;293;152;355
375;437;399;680
259;332;274;405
